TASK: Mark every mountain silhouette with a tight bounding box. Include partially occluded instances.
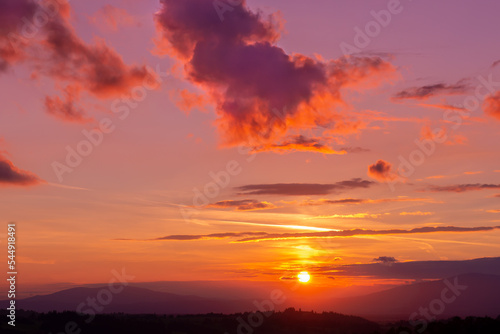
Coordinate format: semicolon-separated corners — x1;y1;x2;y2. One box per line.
330;273;500;320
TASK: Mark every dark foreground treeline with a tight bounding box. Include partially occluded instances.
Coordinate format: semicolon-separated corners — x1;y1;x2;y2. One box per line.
1;308;500;334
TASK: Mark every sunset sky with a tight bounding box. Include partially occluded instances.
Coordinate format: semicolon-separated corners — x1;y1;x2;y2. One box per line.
1;0;500;297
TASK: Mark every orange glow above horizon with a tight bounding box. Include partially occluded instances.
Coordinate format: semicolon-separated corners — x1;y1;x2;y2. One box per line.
1;0;500;298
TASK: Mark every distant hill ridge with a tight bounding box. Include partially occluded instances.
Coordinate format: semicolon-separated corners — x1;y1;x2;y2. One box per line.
2;273;499;320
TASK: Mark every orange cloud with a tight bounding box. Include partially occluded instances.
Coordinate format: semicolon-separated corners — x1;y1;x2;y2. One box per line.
368;159;396;182
445;134;468;146
483;90;500;120
171;89;209;114
44;34;151;99
463;171;483;175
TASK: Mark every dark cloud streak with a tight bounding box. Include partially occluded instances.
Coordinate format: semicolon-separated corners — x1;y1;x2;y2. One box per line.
236;178;374;196
121;226;500;243
206;199;276;211
235;225;500;242
425;183;500;193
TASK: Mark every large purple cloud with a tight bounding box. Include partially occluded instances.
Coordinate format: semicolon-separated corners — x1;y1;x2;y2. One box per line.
154;0;397;150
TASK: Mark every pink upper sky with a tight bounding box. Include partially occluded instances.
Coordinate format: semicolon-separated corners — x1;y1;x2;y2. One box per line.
1;0;500;295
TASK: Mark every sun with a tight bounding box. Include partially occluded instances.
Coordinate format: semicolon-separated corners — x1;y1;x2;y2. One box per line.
297;271;311;283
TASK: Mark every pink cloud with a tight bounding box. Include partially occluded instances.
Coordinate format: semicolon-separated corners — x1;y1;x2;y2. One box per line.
44;84;93;123
0;0;155;122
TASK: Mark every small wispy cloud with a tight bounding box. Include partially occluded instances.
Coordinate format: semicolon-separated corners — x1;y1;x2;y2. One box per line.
418;103;466;111
251;135;346;155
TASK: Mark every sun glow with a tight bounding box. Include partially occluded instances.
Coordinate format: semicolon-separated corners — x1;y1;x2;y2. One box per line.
298;271;311;283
